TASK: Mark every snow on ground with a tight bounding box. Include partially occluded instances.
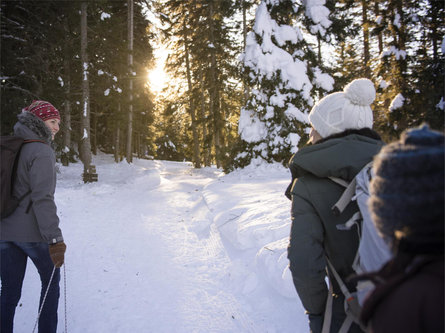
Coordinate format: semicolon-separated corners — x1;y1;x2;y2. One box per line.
14;153;307;332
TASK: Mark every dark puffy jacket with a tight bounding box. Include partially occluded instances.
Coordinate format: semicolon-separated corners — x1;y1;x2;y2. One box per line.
287;129;383;332
361;254;444;333
0;112;63;244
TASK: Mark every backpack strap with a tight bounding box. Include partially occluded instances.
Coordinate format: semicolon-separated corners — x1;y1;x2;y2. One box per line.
329;161;374;216
338;315;355;333
329;177;357;215
321;273;334;333
325;257;355;304
23;139;46;144
325;255;364;333
328;176;349;188
323;256;363;333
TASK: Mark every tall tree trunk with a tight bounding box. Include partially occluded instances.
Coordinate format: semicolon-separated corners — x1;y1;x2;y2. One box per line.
317;36;322;64
242;0;250;104
126;0;134;163
389;1;407;91
374;1;383;54
199;67;210;166
395;0;407;89
208;0;222;167
317;36;323;98
80;2;92;172
137;133;142;158
91;106;97;155
184;20;201;168
362;0;371;78
428;0;444;62
114;121;120;163
387;0;408;131
62;16;72;166
430;7;438;61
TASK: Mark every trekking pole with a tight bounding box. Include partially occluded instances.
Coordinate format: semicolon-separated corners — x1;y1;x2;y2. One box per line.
63;263;68;333
32;266;56;333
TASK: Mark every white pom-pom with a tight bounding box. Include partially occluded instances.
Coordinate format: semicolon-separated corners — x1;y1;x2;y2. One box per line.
344;78;376;106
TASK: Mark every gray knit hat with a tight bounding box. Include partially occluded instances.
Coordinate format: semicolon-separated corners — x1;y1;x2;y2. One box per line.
369;124;444;253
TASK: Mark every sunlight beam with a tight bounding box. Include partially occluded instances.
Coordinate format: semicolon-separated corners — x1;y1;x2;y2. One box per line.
147;47;169;94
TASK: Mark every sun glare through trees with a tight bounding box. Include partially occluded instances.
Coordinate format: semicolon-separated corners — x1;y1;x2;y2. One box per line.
147;47;169;94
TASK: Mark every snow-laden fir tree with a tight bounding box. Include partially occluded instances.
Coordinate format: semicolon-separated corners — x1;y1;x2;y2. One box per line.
233;0;334;169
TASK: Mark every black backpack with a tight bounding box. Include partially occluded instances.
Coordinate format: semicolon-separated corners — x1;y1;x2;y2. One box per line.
0;136;44;219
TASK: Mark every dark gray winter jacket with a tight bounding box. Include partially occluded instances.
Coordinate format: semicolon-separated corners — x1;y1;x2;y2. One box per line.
287;129;383;332
1;112;63;244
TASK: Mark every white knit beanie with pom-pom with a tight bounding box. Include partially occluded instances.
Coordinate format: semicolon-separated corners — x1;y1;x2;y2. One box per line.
308;78;376;138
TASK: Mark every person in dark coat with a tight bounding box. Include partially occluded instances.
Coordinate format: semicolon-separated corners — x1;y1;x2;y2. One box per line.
1;100;67;333
359;124;444;333
286;79;383;333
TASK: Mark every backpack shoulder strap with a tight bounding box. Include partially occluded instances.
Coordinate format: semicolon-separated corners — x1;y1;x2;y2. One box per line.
328;176;349;188
323;256;363;333
23;139;46;144
329;177;357;216
325;257;355;301
329;161;374;216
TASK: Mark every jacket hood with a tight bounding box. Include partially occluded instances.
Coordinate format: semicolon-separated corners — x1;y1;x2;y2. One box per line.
14;111;52;144
290;131;383;182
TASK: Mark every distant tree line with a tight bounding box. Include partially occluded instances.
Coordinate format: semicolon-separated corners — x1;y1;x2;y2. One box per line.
2;0;443;173
154;0;444;171
1;0;155;171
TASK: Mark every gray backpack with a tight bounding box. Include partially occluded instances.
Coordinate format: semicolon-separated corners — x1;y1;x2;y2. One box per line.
322;162;392;333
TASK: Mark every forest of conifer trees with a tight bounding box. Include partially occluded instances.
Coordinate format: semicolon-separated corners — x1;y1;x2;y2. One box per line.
1;0;444;173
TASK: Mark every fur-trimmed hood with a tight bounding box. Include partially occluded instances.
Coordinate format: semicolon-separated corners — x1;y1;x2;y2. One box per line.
14;111;53;144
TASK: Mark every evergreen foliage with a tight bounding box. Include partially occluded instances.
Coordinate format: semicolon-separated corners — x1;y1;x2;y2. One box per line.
332;0;444;141
155;0;241;168
1;0;443;171
1;0;155;164
230;0;334;170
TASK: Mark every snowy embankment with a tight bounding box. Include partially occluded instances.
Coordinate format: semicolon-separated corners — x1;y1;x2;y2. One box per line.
14;153;307;332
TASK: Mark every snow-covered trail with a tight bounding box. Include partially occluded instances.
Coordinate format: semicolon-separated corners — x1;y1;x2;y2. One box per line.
14;158;271;332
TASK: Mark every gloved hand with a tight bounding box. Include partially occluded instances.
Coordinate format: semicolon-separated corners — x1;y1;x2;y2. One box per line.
49;242;67;268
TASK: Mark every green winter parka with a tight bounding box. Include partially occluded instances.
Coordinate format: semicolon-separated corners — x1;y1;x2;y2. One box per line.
287;129;383;330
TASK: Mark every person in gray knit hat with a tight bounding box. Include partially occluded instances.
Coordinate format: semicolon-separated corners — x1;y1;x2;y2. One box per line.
369;124;444;251
360;124;444;333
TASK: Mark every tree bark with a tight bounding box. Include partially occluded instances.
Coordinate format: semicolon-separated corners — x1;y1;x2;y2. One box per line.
362;0;371;78
184;19;201;168
62;16;72;166
390;1;407;91
80;2;92;171
199;67;210;166
374;1;383;54
208;0;222;167
242;0;250;104
114;122;120;163
91;106;97;155
126;0;134;163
